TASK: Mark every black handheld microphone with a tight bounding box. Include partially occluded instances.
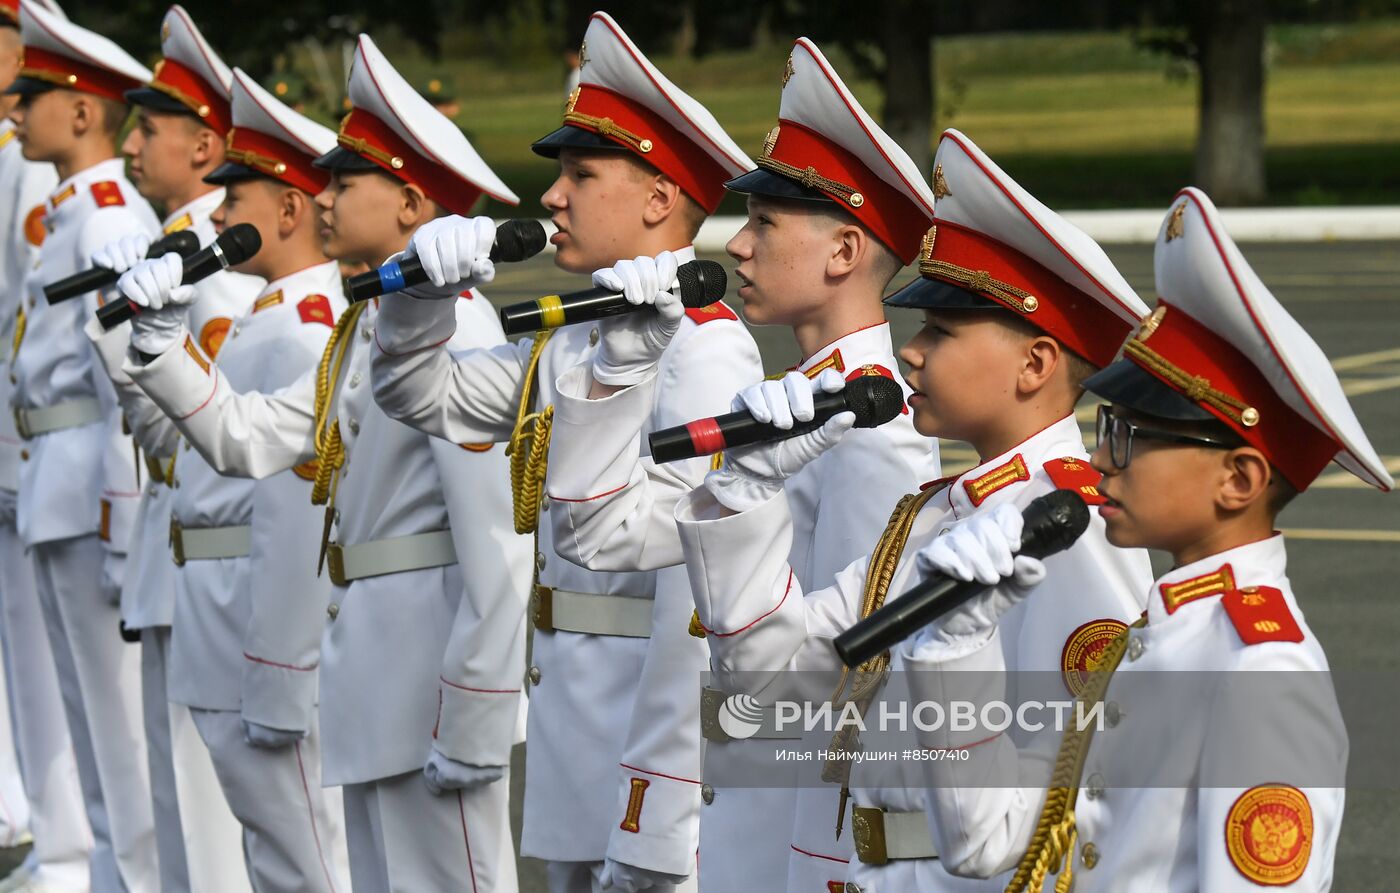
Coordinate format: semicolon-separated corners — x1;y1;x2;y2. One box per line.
45;230;201;304
96;223;262;331
833;489;1092;668
499;259;727;337
346;218;548;304
648;374;906;464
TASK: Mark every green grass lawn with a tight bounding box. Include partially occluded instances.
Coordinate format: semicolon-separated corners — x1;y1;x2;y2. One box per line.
302;22;1400;213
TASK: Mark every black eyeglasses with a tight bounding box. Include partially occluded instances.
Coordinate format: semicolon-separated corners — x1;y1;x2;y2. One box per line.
1095;405;1239;470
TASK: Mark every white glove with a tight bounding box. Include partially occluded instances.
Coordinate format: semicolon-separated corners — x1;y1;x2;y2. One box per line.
598;858;689;892
90;233;153;276
422;746;504;795
913;504;1046;646
590;251;685;387
399;214;496;300
242;719;305;750
118;254;195;355
703;369;854;513
99;551;125;607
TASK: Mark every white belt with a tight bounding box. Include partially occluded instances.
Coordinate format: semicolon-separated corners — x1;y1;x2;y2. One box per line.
14;397;103;439
852;806;939;864
326;529;457;587
700;687;802;741
170;521;251;565
532;586;652;638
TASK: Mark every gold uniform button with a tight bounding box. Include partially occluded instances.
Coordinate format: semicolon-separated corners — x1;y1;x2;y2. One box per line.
327;603;339;620
19;450;28;461
1080;842;1099;869
527;666;542;686
588;328;599;347
540;496;550;513
700;784;714;805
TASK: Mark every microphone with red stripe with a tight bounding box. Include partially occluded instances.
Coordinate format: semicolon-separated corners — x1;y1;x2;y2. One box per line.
648;375;906;464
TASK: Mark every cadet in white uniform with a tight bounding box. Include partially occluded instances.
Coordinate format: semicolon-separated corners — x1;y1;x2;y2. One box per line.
120;34;531;893
901;188;1383;892
0;2;90;890
540;39;941;893
369;13;763;892
93;9;258;891
95;65;350;893
669;131;1156;893
4;3;159;888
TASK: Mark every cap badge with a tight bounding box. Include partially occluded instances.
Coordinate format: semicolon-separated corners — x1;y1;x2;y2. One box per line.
565;87;580;115
932;163;951;200
1166;201;1187;241
1135;305;1167;342
761;125;780;158
578;39;590;70
782;55;795;87
161;21;171;42
918;225;937;262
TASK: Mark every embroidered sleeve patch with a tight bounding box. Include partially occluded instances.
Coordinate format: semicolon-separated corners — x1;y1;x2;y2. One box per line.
98;498;112;542
1226;785;1313;885
1043;456;1106;505
1222;586;1304;645
298;294;334;327
199;317;232;360
23;205;45;247
1060;618;1128;697
459;442;494;452
684;301;738;325
618;777;650;833
90;181;125;208
183;335;210;375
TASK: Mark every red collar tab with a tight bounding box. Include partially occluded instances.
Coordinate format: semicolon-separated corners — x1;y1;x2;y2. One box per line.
1159;564;1235;615
565;84;729;213
1043;457;1105;505
338;109;482;217
760;120;931;263
227;127;329;195
1123;303;1337;491
149;58;231;135
920;221;1132;367
19;46;144;103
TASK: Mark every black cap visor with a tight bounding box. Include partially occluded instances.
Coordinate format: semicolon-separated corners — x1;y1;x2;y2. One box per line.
883;276;1002;311
203;161;266;187
312;145;380;173
530;124;632;159
1083;358;1215;422
4;76;58;97
124;86;201;119
724;167;834;203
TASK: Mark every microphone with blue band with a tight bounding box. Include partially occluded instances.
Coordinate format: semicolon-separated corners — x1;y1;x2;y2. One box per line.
346;219;549;304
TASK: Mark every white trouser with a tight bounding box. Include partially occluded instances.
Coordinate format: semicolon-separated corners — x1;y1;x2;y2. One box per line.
545;861;697;893
140;627;250;893
31;534;156;893
190;708;348;893
342;767;517;893
0;513;89;892
0;642;32;847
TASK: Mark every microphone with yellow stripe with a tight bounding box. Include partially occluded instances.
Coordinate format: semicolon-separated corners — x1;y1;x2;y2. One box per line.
499;259;727;337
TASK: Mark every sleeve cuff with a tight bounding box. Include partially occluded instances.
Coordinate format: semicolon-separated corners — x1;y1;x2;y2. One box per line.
676;486;795;635
546;363;656;502
433;677;522;768
606;765;700;877
240;654;318;734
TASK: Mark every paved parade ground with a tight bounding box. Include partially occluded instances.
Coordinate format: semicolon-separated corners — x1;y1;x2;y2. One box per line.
4;240;1392;890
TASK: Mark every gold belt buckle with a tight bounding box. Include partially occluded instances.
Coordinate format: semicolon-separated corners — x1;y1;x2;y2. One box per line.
699;687;729;743
12;407;30;441
532;585;554;632
169;519;185;566
852;806;889;865
326;543;347;587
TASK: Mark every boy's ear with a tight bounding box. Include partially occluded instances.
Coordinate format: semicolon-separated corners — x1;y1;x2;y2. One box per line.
1018;334;1064;395
1216;447;1274;513
397;181;431;228
641;172;683;227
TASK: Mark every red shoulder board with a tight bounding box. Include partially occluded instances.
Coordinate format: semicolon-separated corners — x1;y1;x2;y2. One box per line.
1221;586;1304;645
1043;457;1106;505
297;294;334;328
90;181;125;208
685;301;738;325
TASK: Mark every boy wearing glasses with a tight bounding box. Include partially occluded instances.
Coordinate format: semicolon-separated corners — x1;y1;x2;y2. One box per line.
666;130;1155;892
900;188;1381;890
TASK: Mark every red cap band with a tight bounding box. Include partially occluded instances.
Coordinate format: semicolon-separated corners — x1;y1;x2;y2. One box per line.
1127;302;1338;490
764;120;931;264
923;221;1134;367
148;58;231;135
19;46;143;103
225;127;329;195
338;108;483;217
566;84;730;214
